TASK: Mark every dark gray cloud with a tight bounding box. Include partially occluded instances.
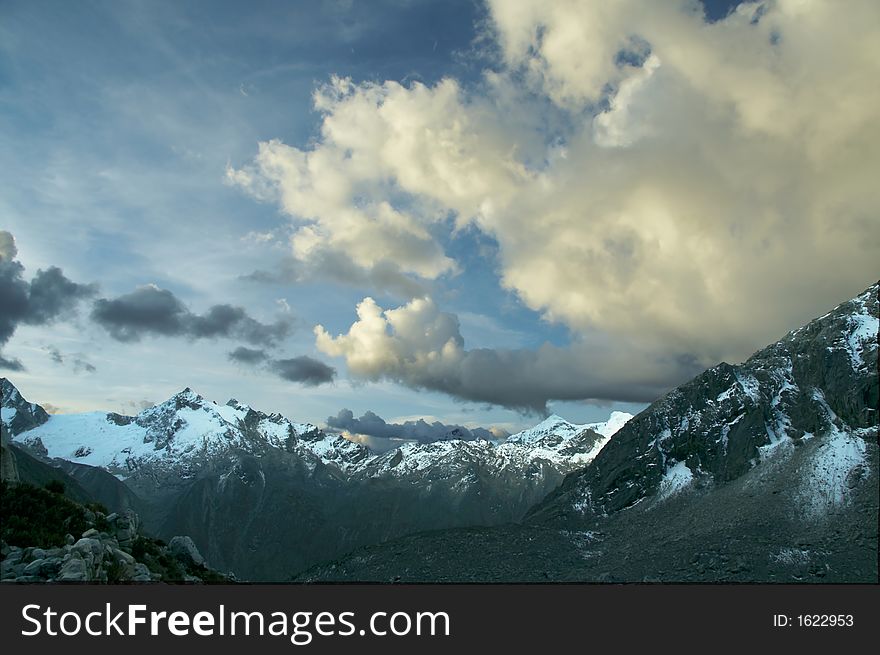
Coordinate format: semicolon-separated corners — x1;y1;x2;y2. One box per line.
270;356;336;386
228;346;335;386
326;408;505;444
73;358;97;374
0;231;97;367
91;284;292;346
228;346;269;365
0;354;24;371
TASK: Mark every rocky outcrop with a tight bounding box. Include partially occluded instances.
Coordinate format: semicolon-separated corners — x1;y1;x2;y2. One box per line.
0;443;18;483
168;536;204;568
1;378;49;436
1;480;231;583
3;511;152;583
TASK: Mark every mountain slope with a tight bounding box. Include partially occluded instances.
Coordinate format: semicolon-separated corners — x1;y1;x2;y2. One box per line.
529;282;877;522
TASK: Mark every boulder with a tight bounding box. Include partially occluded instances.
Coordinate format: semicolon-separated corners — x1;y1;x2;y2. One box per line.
168;536;205;567
107;509;139;550
56;555;89;582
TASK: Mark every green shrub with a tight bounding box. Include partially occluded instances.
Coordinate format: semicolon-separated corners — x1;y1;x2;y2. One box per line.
44;479;65;495
1;480;90;549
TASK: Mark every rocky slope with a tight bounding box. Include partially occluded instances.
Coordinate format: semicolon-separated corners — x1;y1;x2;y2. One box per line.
299;282;879;583
0;473;230;583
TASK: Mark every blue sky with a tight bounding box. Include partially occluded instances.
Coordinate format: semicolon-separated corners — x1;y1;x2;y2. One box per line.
2;0;877;443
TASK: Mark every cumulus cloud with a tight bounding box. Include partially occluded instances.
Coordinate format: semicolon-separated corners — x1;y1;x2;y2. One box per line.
0;231;97;369
91;284;292;346
270;356;336;386
235;0;880;405
327;408;506;445
316;296;702;413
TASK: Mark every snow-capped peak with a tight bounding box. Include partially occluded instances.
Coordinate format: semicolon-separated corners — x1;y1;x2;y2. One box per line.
506;411;633;445
164;387;206;408
585;411;634;438
506;414;582;444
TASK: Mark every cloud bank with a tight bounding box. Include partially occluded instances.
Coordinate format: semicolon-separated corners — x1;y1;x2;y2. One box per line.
316;296;702;413
233;0;880;409
327;408;507;449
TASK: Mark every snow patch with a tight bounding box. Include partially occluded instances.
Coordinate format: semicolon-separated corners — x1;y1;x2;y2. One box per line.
735;372;761;402
844;309;878;370
770;548;811;566
2;407;16;427
657;460;694;500
799;427;868;520
586;411;633;438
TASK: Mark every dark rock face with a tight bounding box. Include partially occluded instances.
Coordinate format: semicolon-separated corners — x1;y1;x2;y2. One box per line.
1;378;49;437
529;282;878;523
0;443;18;483
5;444;95;505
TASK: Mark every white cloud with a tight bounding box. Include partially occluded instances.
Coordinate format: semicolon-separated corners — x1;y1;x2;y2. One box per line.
236;0;880;408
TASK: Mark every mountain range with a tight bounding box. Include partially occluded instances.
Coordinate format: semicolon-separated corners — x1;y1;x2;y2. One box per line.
2;377;629;580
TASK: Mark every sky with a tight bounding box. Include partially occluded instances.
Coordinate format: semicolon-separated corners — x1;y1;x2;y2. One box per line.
1;0;878;447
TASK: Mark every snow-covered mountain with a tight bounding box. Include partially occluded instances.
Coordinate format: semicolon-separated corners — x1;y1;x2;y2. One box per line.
1;380;49;440
507;411;631;444
8;387;369;482
2;377;628;580
358;411;632;482
6;382;629;491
